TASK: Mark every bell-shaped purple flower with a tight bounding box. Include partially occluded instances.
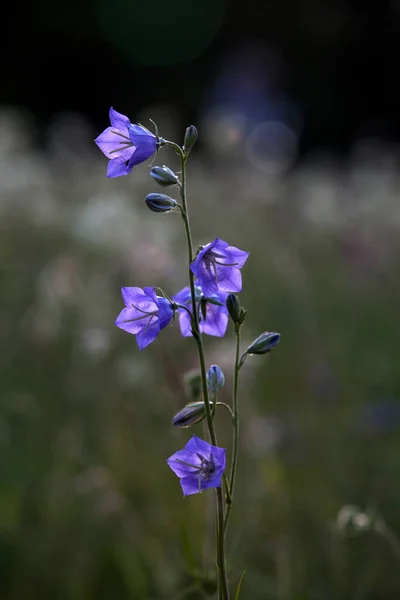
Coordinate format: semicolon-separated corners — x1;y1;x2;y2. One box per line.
115;286;174;350
173;286;228;337
167;435;226;496
190;238;250;297
95;108;158;179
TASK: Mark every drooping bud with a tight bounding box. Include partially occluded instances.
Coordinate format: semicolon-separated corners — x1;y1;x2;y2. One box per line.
246;332;281;355
206;365;225;393
183;370;202;401
183;125;198;152
145;193;177;213
172;401;213;428
226;293;241;324
150;165;179;187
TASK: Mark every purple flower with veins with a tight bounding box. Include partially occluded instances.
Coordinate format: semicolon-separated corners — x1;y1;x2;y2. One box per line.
95;107;158;179
190;238;249;297
173;285;228;337
167;436;226;496
115;286;174;350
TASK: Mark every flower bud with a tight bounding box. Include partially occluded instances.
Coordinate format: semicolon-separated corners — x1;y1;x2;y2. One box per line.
206;365;225;393
226;293;241;324
150;165;178;187
183;370;202;401
183;125;198;152
172;401;213;427
145;193;177;213
246;332;281;355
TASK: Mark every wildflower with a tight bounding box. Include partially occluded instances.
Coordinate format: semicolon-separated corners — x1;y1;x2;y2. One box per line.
95;107;158;178
183;125;198;152
145;193;177;213
115;286;174;350
190;238;249;297
167;435;226;496
173;286;228;337
150;165;179;186
172;401;213;428
206;365;225;393
246;331;281;355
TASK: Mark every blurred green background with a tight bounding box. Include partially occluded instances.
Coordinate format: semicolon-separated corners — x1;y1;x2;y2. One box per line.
3;0;400;598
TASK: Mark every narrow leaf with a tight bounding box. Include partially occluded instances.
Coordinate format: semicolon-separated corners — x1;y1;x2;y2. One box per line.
234;570;247;600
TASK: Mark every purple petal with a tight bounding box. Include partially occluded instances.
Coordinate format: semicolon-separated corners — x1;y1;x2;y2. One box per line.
106;158;131;179
167;449;200;478
180;476;203;496
128;124;156;139
95;127;134;161
178;311;192;337
136;321;160;350
142;287;158;303
200;306;228;337
121;287;158;312
115;307;146;335
127;124;158;166
224;246;250;268
109;107;131;130
201;469;224;491
157;297;174;330
215;267;243;293
173;286;192;305
184;435;215;457
127;141;158;167
211;238;229;253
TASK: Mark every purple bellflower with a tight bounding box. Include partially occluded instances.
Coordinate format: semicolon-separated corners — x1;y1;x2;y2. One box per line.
167;435;226;496
95;107;158;179
190;238;250;297
173;285;229;337
115;286;174;350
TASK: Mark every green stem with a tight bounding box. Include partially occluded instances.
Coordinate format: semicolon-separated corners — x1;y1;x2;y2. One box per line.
168;141;230;600
224;326;241;534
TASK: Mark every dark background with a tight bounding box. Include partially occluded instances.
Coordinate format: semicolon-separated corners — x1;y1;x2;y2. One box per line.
4;0;400;154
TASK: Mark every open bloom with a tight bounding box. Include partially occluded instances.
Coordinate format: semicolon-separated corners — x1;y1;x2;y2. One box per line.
173;286;228;337
190;238;249;297
167;436;226;496
115;286;174;350
95;107;158;178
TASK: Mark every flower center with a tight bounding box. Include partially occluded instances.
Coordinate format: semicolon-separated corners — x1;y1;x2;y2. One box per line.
122;302;159;332
203;250;238;282
175;452;217;492
108;129;134;156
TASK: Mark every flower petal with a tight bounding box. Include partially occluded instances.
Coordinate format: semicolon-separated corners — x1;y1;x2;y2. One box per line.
135;321;160;350
224;246;250;268
106;158;131;179
115;307;147;335
121;287;158;312
184;435;215;458
95;128;134;162
180;476;202;496
178;311;192;337
109;107;131;130
214;267;243;293
157;297;174;330
200;306;228;337
167;449;200;478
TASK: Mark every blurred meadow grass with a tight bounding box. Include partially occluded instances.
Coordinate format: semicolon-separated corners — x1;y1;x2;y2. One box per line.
1;108;400;599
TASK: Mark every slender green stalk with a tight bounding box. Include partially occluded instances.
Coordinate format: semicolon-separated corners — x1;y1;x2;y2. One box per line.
167;141;230;600
224;326;241;534
216;487;230;598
